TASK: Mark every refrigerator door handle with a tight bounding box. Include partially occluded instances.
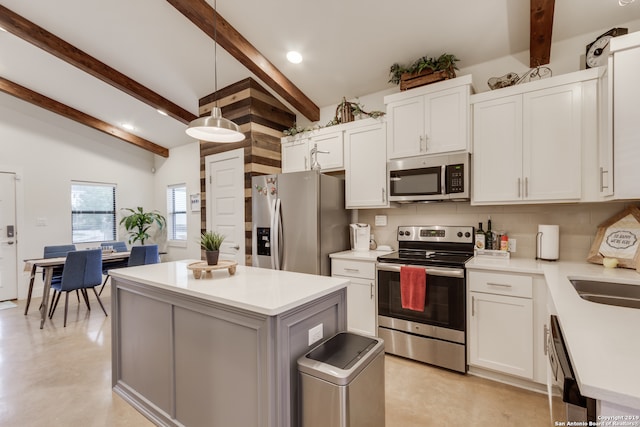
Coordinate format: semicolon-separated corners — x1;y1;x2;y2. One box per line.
273;198;282;270
269;198;277;269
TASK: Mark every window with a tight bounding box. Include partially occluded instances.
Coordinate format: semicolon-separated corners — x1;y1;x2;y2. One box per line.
167;184;187;241
71;182;116;243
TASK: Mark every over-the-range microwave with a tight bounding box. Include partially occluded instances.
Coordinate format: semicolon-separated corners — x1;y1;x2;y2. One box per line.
388;152;470;202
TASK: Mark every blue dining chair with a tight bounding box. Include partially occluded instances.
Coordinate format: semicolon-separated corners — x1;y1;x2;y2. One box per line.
48;249;107;327
98;241;129;296
25;244;77;315
128;244;159;267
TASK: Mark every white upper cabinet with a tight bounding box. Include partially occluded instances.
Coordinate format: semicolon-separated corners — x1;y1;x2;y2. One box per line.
385;75;473;160
308;130;344;172
471;69;600;205
281;137;309;173
345;120;388;209
611;32;640;200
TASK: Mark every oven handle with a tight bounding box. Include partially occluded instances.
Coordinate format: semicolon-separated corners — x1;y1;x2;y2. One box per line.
376;263;464;278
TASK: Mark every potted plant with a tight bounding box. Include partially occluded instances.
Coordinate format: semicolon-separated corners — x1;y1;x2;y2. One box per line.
389;53;460;91
200;230;226;265
120;207;166;245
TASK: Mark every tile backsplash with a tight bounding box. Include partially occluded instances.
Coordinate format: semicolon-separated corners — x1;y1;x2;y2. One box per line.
357;201;636;262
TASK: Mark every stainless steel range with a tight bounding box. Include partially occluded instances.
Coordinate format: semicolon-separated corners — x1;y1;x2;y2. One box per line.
376;225;474;373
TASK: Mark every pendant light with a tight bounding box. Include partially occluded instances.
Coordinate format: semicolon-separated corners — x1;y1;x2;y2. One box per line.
186;0;244;143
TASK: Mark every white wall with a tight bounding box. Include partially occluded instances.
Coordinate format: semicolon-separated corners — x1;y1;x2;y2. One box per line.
0;92;157;299
153;141;202;261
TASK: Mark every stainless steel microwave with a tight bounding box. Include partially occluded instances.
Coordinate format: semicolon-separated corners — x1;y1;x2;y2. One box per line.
388;153;470;202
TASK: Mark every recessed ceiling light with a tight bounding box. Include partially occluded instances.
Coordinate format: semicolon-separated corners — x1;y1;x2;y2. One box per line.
286;51;303;64
121;123;135;131
156;109;168;117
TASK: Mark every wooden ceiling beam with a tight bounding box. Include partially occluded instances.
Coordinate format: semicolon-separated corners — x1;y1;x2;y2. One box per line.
0;77;169;157
530;0;555;67
167;0;320;122
0;5;197;125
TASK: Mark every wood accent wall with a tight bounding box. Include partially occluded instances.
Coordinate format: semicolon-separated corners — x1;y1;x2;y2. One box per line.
199;77;295;265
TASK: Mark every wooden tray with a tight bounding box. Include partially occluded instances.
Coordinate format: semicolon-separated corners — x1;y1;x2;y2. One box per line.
187;260;237;279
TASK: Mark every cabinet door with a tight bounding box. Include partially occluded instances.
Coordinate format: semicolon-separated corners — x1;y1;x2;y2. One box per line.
472;96;523;203
345;122;388;208
346;277;376;336
523;83;582;201
613;45;640;199
386;96;424;159
281;139;309;173
309;131;344;171
469;292;534;379
424;86;469;154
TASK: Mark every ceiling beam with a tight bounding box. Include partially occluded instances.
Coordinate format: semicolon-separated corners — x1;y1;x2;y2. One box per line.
0;77;169;157
167;0;320;122
530;0;555;67
0;5;197;125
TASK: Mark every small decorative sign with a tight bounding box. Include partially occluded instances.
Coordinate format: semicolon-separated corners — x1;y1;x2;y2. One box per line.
190;193;201;212
587;205;640;269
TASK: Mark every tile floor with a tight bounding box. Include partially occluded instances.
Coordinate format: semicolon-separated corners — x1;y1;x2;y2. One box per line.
0;289;550;426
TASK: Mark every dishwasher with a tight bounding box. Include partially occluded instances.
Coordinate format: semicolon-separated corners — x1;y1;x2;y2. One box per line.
548;315;596;422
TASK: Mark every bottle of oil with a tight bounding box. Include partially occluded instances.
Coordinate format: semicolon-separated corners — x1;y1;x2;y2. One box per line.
486;217;493;250
475;222;486;250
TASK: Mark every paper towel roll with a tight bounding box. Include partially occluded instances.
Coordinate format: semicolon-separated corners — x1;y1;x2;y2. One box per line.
537;225;559;261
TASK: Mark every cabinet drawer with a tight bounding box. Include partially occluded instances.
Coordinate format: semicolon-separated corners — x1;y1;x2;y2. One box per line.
331;259;375;279
468;270;532;298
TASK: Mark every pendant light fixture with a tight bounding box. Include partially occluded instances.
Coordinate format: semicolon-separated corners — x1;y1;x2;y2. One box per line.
186;0;244;143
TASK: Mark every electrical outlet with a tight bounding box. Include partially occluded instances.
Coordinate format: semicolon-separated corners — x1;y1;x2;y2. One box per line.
308;323;323;346
508;238;517;253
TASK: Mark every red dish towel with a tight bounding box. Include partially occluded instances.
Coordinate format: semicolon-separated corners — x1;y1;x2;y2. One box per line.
400;266;427;312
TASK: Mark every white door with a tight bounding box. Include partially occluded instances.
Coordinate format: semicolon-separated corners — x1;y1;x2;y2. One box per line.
424;85;468;154
205;149;245;265
0;172;17;301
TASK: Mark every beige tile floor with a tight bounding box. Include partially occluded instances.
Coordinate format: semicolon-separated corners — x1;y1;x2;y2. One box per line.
0;288;550;426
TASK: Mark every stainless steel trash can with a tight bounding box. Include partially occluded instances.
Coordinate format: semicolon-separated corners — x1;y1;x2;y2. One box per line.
298;332;385;427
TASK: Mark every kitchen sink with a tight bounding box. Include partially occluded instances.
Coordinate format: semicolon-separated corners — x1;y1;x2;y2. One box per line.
569;279;640;309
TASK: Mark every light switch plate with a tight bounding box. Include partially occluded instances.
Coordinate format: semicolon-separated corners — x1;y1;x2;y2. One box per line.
508;238;517;253
375;215;387;226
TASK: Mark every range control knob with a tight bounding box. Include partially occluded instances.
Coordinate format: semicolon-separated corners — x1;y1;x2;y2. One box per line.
404;231;410;237
398;231;404;236
457;232;463;238
465;232;471;238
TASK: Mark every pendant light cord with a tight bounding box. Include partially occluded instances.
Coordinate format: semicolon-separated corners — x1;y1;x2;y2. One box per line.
213;0;218;109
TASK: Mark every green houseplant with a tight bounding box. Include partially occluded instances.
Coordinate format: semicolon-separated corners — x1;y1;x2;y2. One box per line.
120;207;166;245
200;230;226;265
388;53;460;88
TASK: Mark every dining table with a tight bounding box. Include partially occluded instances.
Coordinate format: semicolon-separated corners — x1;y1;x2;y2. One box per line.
23;251;130;329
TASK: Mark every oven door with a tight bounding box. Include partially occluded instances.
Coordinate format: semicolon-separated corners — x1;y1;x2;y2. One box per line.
377;263;465;333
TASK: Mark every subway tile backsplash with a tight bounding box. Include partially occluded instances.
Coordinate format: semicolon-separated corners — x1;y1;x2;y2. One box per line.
358;201;634;262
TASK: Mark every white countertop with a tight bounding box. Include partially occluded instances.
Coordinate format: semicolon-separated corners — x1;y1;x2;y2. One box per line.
110;260;349;316
468;257;640;410
329;249;394;261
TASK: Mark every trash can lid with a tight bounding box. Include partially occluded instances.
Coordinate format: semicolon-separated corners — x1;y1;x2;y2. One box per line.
305;332;378;370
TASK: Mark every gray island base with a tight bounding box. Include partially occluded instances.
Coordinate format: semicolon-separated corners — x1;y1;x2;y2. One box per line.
110;260;347;427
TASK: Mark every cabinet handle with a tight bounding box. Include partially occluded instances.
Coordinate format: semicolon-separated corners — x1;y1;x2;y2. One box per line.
600;167;609;191
304;156;308;170
524;177;529;198
419;135;425;151
344;268;360;273
370;282;374;299
544;324;549;356
517;178;521;198
487;282;512;288
382;188;386;202
472;295;475;317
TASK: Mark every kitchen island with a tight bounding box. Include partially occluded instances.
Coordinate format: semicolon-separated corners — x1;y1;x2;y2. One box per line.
109;260;348;427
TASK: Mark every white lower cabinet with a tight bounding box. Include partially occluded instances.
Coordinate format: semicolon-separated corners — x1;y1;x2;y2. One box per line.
468;269;547;384
331;258;376;336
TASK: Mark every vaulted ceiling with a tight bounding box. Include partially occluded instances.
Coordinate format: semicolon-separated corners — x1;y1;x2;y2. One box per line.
1;0;639;155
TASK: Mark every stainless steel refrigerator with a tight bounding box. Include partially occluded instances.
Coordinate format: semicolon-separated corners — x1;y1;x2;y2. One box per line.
251;170;349;276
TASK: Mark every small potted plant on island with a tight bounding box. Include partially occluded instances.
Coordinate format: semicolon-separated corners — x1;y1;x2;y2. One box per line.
200;230;225;265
